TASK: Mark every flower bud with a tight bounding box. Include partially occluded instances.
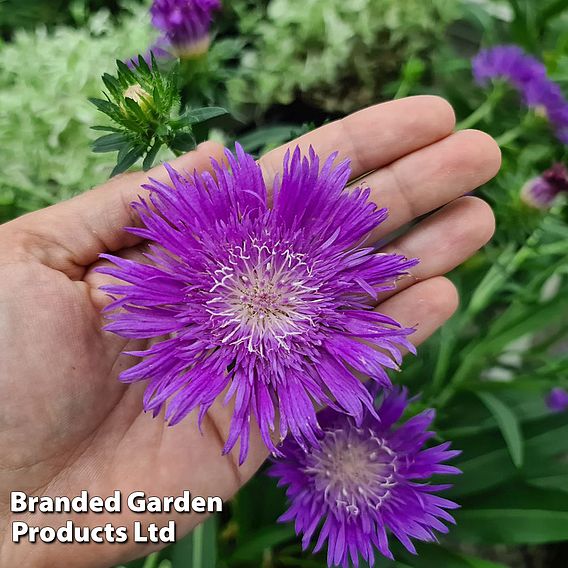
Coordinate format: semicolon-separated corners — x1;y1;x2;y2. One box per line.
123;84;150;106
150;0;221;59
521;163;568;209
546;387;568;413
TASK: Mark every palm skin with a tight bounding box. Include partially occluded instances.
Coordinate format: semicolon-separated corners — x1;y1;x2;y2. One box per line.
0;97;501;567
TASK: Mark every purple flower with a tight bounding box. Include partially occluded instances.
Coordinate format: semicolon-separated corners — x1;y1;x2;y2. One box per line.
150;0;221;57
473;45;568;144
99;145;418;464
473;45;547;90
269;388;461;567
546;388;568;413
521;164;568;209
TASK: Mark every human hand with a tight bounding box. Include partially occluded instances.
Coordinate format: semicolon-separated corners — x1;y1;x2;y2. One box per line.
0;96;500;567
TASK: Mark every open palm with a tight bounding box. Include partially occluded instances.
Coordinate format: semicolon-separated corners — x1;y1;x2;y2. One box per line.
0;97;501;567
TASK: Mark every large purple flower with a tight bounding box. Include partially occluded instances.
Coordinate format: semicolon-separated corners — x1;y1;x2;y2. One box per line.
473;45;568;144
269;388;461;567
150;0;221;57
100;145;418;463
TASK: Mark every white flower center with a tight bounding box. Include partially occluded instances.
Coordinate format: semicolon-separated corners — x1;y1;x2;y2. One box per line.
206;238;322;355
305;426;397;517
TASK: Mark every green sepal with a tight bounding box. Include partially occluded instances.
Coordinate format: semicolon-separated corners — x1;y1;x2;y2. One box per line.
142;141;163;171
170;132;197;153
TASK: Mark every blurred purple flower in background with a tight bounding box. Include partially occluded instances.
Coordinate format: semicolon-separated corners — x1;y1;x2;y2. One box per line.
99;145;417;464
151;0;221;58
546;387;568;413
521;163;568;209
473;45;568;144
473;45;546;90
269;388;461;568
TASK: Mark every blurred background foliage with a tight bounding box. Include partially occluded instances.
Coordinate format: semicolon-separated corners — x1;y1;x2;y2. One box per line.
2;0;568;567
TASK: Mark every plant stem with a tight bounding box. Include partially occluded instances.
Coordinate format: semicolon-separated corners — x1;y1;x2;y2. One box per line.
457;86;504;130
495;124;525;147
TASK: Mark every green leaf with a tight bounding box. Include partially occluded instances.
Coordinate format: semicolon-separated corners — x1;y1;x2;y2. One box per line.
169;132;196;153
179;107;228;126
90;125;122;133
477;392;524;468
167;517;217;568
191;519;217;568
447;446;517;498
89;96;118;115
393;542;508;568
111;144;145;177
116;59;137;83
141;553;160;568
102;73;123;99
524;420;568;459
453;509;568;544
527;473;568;493
228;525;295;563
91;132;129;153
135;53;153;77
461;555;509;568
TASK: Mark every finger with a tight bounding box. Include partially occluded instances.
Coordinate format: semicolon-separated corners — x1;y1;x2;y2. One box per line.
85;244;151;311
378;196;495;301
356;129;501;240
378;276;459;351
2;141;225;278
259;96;456;183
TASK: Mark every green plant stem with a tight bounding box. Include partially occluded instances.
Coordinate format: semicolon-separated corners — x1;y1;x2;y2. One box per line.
456;86;504;130
495;124;525;147
495;109;537;147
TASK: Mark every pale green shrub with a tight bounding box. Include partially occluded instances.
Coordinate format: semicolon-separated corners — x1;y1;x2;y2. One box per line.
229;0;458;113
0;5;155;219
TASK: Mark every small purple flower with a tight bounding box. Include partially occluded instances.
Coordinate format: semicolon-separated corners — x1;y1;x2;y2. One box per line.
99;145;418;464
150;0;221;57
473;45;568;144
546;388;568;413
269;388;461;567
521;164;568;209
